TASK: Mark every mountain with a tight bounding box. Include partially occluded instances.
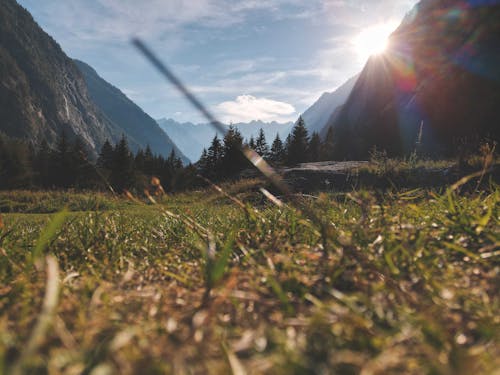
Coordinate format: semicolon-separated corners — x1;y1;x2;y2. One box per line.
157;119;293;162
301;75;358;135
323;0;500;159
0;0;186;162
0;0;123;155
74;60;188;163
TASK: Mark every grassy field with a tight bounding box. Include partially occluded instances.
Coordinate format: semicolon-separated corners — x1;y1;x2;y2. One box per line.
0;179;499;374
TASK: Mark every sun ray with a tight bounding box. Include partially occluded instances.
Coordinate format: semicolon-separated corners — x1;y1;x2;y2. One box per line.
354;21;399;62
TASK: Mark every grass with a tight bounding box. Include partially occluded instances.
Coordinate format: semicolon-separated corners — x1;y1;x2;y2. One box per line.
0;190;133;214
0;178;499;374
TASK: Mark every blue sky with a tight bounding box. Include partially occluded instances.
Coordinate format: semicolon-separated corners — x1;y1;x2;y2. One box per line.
18;0;417;124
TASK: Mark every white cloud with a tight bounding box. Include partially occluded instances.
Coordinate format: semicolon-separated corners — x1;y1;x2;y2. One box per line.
216;95;296;123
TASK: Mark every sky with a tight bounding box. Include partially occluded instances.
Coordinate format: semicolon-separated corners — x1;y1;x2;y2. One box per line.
18;0;418;124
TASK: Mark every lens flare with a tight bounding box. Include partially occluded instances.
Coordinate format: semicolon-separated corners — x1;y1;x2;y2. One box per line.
354;21;399;62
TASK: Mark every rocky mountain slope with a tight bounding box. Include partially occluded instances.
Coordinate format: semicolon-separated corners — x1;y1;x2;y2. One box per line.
75;61;188;163
157;119;293;162
323;0;500;159
0;0;124;155
0;0;185;161
301;75;358;135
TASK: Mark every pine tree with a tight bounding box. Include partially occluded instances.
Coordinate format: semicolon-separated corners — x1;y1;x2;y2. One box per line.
222;126;246;177
111;135;135;192
286;116;309;165
143;145;155;175
255;128;269;158
308;132;321;162
321;126;336;161
97;140;114;170
197;148;210;174
206;135;223;178
0;135;32;189
52;131;74;187
34;140;51;188
248;136;256;150
71;137;94;188
270;133;285;163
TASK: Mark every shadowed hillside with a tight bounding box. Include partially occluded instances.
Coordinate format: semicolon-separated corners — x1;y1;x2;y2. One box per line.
323;0;500;159
75;60;188;163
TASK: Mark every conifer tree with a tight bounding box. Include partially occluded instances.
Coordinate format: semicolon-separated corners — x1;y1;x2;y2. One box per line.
197;148;210;174
222;126;246;177
270;133;285;163
286;116;309;165
34;140;51;188
71;137;94;188
321;126;335;161
52;131;74;187
97;140;114;170
111;135;135;192
255;128;269;158
308;132;321;162
206;135;223;178
248;136;256;150
143;145;155;175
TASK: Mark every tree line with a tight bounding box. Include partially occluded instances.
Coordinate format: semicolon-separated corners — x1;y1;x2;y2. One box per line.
1;116;339;191
0;132;197;192
196;116;338;179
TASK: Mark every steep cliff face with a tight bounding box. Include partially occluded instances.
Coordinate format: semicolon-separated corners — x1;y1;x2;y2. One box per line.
0;0;123;154
74;60;189;163
324;0;500;159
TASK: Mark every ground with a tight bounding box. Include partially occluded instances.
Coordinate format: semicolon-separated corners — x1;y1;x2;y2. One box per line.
0;178;499;374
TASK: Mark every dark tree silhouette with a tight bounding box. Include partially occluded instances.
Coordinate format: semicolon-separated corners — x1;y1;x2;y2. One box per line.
321;126;335;161
270;133;285;163
110;135;135;192
286;116;309;165
222;126;247;177
308;132;321;162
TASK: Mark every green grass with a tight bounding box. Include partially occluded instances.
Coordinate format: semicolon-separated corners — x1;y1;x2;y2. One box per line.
0;180;499;374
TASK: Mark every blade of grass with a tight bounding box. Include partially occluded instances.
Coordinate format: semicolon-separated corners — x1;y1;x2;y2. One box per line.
32;209;69;261
10;256;60;375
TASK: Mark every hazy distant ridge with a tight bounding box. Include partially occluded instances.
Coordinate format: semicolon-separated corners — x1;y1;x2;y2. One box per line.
157;119;293;162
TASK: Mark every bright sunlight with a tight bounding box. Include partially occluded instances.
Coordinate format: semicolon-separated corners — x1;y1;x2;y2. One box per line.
354;21;399;62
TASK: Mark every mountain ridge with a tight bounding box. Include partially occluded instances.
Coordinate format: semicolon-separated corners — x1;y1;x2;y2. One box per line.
301;75;359;135
322;0;500;159
0;0;186;162
74;60;189;163
0;0;122;155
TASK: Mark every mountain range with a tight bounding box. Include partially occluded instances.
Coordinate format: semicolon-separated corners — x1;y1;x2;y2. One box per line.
157;76;359;163
3;0;498;166
322;0;500;159
0;0;186;161
157;119;294;162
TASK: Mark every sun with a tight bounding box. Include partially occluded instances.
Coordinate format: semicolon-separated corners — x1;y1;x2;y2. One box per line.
354;21;399;62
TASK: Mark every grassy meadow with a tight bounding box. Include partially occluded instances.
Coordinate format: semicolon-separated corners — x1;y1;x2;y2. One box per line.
0;177;499;374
